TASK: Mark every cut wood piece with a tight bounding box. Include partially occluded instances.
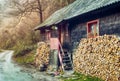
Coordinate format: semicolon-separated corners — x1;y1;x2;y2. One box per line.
35;42;50;69
73;35;120;81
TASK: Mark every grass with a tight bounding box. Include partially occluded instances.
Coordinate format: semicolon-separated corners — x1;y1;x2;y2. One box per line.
13;46;37;65
0;37;38;66
12;40;37;65
0;24;40;66
13;49;35;64
0;49;2;52
61;72;104;81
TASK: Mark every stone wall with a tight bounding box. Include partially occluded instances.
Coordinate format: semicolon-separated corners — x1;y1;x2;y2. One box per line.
71;13;120;49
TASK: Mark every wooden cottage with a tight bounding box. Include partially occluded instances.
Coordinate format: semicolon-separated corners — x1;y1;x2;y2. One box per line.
34;0;120;71
35;0;120;50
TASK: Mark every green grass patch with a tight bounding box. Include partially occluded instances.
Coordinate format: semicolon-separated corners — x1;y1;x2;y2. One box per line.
13;45;37;65
61;72;104;81
0;49;2;52
13;50;35;64
12;41;37;65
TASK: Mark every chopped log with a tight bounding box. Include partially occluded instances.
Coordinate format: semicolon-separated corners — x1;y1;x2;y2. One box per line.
73;35;120;81
35;42;50;70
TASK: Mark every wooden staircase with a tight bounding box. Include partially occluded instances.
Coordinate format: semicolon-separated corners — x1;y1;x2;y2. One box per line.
62;50;73;71
58;40;73;71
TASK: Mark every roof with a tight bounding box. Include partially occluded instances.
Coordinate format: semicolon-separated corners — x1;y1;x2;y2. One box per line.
35;0;120;30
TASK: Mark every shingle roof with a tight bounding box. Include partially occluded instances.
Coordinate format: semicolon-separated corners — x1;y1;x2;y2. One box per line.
35;0;120;30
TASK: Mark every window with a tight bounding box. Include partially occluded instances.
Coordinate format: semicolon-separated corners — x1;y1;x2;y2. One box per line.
87;20;99;38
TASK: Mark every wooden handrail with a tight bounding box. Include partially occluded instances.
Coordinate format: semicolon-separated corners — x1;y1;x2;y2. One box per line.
58;40;65;71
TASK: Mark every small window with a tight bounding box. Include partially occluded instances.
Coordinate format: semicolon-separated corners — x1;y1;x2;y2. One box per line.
87;20;99;38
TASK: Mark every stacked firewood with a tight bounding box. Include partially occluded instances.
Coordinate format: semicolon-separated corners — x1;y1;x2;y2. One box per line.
73;35;120;81
35;42;50;69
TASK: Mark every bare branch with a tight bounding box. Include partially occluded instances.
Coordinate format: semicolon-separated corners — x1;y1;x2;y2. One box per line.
10;0;43;23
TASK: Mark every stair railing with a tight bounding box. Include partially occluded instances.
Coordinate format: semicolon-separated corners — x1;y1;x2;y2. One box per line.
58;40;65;71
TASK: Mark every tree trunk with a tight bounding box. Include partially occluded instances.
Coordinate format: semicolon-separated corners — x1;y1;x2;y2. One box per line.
36;0;43;23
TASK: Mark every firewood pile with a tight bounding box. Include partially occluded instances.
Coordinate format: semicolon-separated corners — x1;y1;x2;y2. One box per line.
35;42;50;69
73;35;120;81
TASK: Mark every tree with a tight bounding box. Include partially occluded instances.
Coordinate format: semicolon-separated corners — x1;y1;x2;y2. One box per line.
9;0;76;24
36;0;43;23
10;0;43;23
10;0;76;23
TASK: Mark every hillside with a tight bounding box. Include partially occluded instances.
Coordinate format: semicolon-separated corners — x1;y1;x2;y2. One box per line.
0;0;75;64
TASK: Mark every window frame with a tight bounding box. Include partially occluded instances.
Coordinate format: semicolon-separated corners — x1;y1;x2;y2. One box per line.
87;19;99;38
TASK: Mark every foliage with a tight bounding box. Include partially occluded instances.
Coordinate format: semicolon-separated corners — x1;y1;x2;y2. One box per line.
61;72;104;81
13;43;34;57
13;47;36;64
0;0;75;65
0;49;2;52
12;38;37;64
0;25;40;64
11;32;39;64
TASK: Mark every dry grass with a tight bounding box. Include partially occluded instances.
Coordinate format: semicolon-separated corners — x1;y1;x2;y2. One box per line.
0;13;40;65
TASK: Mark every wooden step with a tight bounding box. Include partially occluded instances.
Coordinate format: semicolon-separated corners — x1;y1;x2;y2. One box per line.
59;48;73;71
63;60;71;63
64;67;73;70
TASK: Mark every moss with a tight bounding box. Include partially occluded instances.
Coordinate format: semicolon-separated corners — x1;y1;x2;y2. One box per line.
61;72;104;81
